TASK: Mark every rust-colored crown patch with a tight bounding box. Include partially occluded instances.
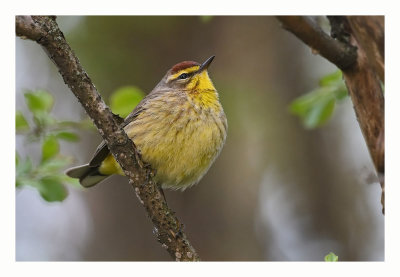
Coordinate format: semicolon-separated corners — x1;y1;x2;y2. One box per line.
171;61;200;73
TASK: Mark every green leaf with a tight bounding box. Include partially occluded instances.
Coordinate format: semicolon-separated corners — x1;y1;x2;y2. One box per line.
41;135;60;162
324;252;339;262
303;97;335;129
55;131;80;142
33;111;56;127
333;83;348;100
16;155;34;188
16;111;29;131
319;70;342;87
289;70;350;129
110;86;144;118
290;88;336;129
290;92;316;115
37;176;68;202
25;90;54;114
16;156;32;176
319;71;348;100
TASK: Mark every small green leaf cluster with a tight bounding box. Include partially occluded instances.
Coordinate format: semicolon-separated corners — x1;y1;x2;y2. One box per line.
289;71;348;129
16;90;81;202
16;152;78;202
324;252;339;262
16;86;144;202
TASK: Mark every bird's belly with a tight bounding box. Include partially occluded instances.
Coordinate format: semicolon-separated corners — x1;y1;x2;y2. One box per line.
126;111;226;190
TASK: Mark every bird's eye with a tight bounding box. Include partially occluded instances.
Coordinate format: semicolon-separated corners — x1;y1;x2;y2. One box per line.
178;73;189;80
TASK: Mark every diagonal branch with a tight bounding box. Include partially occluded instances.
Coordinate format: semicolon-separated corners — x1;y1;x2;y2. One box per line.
15;15;199;261
276;16;385;214
277;16;358;70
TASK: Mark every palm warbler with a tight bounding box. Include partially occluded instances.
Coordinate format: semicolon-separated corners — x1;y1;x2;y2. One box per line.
66;56;227;190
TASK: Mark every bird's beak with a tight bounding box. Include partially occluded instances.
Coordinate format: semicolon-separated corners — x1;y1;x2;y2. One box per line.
198;55;215;73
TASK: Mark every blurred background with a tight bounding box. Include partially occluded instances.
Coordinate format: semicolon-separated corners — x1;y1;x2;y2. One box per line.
15;16;384;261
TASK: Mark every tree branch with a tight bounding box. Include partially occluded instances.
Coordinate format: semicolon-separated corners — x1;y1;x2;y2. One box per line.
346;16;384;83
276;16;357;70
342;16;385;214
276;16;385;214
15;15;200;260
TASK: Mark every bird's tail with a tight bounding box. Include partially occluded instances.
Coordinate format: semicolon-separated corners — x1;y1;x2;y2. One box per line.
65;164;109;188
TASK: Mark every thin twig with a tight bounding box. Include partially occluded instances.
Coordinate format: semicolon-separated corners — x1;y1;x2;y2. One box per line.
15;15;200;260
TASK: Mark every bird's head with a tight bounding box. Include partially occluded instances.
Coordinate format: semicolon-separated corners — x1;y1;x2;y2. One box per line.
159;56;217;94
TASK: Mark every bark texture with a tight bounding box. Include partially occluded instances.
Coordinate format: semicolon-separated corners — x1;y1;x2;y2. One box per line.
343;16;385;213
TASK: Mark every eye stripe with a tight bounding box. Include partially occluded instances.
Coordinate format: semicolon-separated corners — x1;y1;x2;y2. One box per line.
168;66;199;81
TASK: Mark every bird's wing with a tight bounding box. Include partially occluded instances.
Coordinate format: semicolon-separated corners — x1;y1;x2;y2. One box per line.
88;90;154;167
121;87;168;127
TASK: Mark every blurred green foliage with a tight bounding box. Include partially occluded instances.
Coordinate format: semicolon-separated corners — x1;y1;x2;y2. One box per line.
324;252;339;262
16;87;144;202
109;86;144;118
16;111;29;131
16;90;82;202
289;71;348;129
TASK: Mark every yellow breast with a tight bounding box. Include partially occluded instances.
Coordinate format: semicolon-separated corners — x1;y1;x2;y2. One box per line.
125;90;227;190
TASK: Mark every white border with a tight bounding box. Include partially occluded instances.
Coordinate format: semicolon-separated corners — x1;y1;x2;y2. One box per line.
2;1;398;276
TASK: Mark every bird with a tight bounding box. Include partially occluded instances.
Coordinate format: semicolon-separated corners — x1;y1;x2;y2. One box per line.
66;56;227;190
